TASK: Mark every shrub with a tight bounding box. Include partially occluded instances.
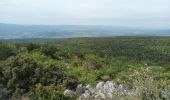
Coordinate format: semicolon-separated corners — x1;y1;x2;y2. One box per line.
116;67;170;100
0;43;17;60
26;84;76;100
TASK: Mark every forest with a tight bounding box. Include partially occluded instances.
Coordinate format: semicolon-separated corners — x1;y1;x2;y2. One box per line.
0;36;170;100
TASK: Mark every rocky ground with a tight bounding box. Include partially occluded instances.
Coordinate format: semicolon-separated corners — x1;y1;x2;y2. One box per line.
64;81;133;100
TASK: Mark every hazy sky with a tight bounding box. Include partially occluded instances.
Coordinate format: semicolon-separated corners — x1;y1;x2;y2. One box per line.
0;0;170;28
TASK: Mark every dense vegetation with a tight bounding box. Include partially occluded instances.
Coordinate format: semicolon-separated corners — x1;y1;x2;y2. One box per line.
0;37;170;100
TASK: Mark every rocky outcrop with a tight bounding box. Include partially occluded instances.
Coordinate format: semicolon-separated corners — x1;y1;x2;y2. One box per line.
64;81;132;100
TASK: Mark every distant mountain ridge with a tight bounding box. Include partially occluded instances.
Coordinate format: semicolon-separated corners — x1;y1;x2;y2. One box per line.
0;23;170;39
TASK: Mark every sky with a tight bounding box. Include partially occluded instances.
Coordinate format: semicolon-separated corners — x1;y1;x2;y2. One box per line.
0;0;170;28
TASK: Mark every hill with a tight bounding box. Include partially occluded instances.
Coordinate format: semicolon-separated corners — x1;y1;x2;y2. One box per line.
0;23;170;39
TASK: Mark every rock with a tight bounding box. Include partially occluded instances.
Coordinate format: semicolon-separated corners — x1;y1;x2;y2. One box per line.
64;81;133;99
95;92;106;99
64;89;75;97
78;90;91;100
96;81;104;90
86;85;91;89
86;85;95;94
103;81;116;93
107;92;113;98
84;90;91;98
76;84;84;93
101;75;111;81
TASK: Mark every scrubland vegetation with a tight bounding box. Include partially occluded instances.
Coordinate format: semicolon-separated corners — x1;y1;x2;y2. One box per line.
0;37;170;100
